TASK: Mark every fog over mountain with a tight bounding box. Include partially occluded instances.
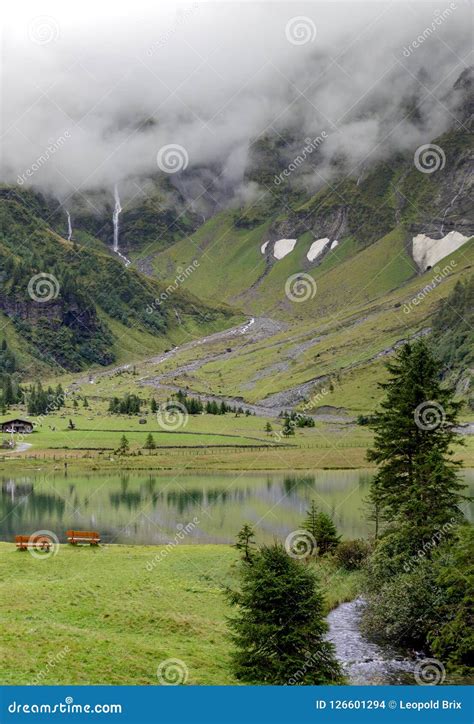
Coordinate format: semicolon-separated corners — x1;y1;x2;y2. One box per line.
1;0;472;209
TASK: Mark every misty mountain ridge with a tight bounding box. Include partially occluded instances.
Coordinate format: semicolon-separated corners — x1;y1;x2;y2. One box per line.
0;10;472;408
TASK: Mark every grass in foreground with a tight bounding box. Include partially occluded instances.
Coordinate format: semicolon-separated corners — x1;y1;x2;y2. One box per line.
0;543;361;685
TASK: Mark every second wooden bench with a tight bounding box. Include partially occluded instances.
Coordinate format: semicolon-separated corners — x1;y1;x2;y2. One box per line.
66;530;101;546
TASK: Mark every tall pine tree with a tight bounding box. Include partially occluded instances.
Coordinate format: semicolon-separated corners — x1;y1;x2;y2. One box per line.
367;339;466;544
227;543;343;684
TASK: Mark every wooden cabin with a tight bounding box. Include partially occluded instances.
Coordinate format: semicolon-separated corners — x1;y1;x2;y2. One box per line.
1;419;34;434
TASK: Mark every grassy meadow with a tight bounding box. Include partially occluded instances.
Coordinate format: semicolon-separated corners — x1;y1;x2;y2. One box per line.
2;401;473;471
0;543;361;685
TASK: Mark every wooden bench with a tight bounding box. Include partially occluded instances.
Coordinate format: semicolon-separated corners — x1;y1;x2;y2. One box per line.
16;534;52;551
66;530;100;545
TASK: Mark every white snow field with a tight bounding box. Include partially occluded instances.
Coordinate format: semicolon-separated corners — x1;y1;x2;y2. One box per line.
307;237;331;262
412;231;470;271
273;239;297;259
261;241;270;254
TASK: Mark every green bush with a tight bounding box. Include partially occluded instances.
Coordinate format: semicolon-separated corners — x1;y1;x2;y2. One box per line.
335;539;371;570
428;525;474;671
360;561;439;647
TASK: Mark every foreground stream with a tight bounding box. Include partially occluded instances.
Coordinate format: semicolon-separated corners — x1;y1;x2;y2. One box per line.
327;598;417;685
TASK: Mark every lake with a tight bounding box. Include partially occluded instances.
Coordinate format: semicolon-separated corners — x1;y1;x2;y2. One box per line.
1;469;473;545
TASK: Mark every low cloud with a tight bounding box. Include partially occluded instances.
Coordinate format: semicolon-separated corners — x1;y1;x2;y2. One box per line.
1;0;471;209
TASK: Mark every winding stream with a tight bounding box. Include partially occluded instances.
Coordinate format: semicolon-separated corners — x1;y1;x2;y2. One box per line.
327;598;417;685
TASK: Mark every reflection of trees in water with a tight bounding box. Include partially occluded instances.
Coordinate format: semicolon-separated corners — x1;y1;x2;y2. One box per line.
0;486;66;537
2;480;33;499
109;491;142;510
283;475;316;495
163;487;246;515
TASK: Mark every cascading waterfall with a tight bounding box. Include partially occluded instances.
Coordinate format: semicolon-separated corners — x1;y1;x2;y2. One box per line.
111;185;131;267
113;184;122;252
66;210;72;241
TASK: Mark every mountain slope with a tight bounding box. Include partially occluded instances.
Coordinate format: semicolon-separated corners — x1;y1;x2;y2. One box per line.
0;191;237;375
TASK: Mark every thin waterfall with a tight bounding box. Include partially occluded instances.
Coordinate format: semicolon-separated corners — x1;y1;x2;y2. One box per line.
113;184;122;252
66;210;72;241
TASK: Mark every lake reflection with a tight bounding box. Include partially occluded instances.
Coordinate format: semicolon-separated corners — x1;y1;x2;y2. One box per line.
1;470;473;545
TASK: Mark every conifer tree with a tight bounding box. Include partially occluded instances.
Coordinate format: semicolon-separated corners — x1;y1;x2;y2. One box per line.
117;434;130;455
233;524;256;563
228;543;343;684
143;433;156;450
302;500;319;539
367;339;466;543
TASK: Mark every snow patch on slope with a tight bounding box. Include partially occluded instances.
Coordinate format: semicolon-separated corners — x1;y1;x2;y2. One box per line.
261;241;269;254
273;239;297;260
412;231;470;271
330;240;339;250
307;238;330;262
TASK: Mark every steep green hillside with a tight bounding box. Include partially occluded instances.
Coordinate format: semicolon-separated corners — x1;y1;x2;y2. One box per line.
138;241;473;415
432;275;474;402
0;192;235;375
